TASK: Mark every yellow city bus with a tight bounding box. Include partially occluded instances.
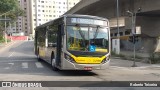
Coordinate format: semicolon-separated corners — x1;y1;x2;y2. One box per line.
34;14;111;71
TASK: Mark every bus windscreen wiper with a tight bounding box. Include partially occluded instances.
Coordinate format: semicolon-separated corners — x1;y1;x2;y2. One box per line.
93;26;100;39
75;24;85;41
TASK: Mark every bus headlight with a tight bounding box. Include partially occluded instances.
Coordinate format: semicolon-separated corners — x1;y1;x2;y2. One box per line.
101;56;109;64
64;53;76;63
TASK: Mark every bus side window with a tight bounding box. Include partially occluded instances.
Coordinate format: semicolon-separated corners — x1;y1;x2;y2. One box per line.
48;25;58;47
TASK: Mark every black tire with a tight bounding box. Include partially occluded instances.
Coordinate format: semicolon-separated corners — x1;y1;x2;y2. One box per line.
51;54;59;71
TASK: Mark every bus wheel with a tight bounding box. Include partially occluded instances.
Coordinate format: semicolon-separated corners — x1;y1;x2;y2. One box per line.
51;56;58;71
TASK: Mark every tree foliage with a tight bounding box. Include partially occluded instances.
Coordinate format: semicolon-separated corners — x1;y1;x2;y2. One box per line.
0;0;25;32
0;0;18;14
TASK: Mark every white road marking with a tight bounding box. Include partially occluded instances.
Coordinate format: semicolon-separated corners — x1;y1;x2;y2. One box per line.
4;63;14;69
4;67;10;69
8;52;14;57
8;63;14;65
22;62;28;68
0;60;36;63
35;62;44;68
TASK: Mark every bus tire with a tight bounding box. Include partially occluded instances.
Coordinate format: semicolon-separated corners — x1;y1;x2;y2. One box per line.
51;54;58;71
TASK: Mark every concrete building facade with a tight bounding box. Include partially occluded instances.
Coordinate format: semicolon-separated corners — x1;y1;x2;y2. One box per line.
7;0;31;36
31;0;80;36
65;0;160;53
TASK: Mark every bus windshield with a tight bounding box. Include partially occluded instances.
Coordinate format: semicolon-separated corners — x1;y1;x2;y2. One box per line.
66;25;109;55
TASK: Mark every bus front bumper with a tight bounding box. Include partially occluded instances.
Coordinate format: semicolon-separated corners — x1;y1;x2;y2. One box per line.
62;59;110;70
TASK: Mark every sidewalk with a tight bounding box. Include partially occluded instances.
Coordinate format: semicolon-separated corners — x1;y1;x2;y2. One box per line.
0;41;14;50
110;57;160;68
0;43;7;49
120;50;150;58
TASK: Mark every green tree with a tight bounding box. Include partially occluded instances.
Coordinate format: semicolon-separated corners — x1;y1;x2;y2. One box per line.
0;0;18;14
0;0;25;41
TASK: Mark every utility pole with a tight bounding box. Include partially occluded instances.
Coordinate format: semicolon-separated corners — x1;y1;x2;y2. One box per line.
126;8;141;67
116;0;120;55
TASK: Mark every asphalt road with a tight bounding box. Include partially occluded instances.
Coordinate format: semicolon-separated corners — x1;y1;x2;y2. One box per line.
0;41;160;90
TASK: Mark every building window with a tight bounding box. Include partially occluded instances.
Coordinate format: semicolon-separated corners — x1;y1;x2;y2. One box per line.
125;30;130;35
111;33;113;37
114;33;117;36
120;32;123;36
41;1;44;3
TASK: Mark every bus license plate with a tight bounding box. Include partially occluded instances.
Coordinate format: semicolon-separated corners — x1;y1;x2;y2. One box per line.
84;67;92;70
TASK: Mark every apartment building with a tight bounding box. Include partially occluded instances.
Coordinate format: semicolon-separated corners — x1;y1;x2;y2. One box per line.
8;0;80;37
7;0;31;36
31;0;81;36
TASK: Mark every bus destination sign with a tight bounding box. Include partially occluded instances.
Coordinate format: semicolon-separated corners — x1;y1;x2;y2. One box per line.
71;18;107;26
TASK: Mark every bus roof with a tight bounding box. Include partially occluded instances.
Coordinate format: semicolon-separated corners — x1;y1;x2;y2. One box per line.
35;14;108;30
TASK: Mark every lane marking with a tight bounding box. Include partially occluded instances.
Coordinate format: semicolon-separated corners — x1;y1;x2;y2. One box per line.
8;63;14;65
22;62;28;68
8;52;14;57
4;63;14;69
35;62;44;68
4;67;10;69
0;60;36;63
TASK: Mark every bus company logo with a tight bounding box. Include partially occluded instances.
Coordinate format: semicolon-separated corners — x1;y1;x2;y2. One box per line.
2;82;12;87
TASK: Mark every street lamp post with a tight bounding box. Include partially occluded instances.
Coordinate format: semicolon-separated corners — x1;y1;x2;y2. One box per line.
127;8;141;67
126;10;137;67
116;0;120;55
